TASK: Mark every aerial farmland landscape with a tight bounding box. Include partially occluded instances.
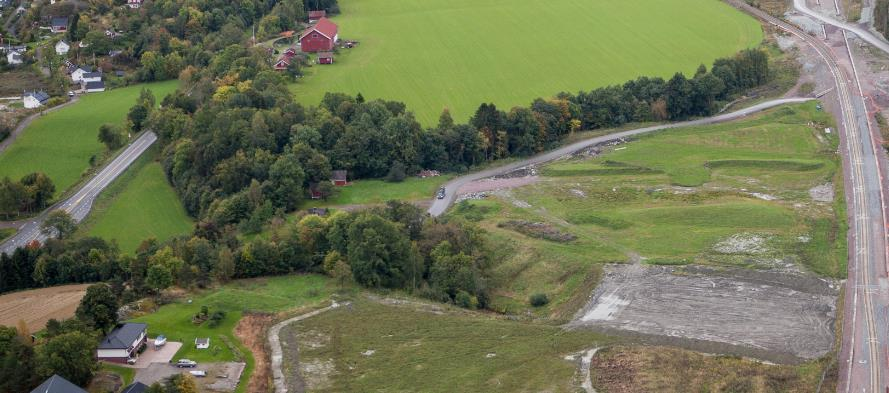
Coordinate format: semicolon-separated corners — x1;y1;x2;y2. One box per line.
1;0;888;392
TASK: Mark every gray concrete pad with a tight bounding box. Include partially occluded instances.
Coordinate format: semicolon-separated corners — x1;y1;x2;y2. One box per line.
569;264;837;361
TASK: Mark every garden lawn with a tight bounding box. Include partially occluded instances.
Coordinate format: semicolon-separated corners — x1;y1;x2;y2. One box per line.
291;0;763;123
78;146;193;253
130;275;333;390
0;80;178;197
450;103;846;316
307;175;451;207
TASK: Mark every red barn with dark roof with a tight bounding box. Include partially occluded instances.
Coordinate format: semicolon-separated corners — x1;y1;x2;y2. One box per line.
299;18;338;53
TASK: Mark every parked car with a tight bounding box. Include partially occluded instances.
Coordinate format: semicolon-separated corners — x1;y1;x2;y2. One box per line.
176;359;197;368
154;335;167;348
436;187;446;199
67;91;74;97
189;370;207;377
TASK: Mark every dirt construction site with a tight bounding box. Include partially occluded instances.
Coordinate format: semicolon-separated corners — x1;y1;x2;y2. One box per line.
568;263;837;363
0;283;89;332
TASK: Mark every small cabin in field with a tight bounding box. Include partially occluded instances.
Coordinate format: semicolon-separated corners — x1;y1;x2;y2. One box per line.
299;17;337;53
318;51;333;64
274;56;291;71
331;170;348;186
195;337;210;349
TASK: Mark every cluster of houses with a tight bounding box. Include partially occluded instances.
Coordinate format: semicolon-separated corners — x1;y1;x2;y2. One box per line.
274;13;339;71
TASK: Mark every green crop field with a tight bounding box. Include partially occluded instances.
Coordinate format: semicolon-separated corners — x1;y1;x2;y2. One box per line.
451;103;846;316
290;0;763;123
0;81;178;197
77;146;193;253
131;275;334;393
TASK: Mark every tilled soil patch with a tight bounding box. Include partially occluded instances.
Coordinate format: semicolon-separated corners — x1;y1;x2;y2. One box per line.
235;312;276;393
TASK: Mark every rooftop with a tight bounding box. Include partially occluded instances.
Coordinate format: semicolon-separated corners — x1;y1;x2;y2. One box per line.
98;323;146;349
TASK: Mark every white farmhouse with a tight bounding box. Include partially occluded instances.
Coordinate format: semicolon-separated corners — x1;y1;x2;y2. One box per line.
23;91;49;109
55;40;70;55
71;65;92;82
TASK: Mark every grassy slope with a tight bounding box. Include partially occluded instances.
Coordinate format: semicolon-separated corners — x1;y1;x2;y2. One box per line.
291;0;763;123
0;81;178;196
130;275;334;392
76;146;193;253
286;296;607;392
450;102;845;316
306;175;451;207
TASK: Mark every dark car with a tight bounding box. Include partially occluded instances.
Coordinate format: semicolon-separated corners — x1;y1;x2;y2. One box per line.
436;187;446;199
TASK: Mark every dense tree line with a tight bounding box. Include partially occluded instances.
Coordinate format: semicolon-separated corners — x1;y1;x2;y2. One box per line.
0;173;55;219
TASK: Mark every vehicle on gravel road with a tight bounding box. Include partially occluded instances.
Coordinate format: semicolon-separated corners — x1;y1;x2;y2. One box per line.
436;187;446;199
175;359;197;368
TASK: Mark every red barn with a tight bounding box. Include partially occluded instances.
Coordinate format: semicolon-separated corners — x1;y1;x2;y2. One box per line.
299;18;338;53
308;10;326;22
318;52;333;64
274;57;291;71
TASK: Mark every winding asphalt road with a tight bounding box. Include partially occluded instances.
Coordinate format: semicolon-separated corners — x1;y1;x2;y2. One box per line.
0;131;157;255
427;97;813;216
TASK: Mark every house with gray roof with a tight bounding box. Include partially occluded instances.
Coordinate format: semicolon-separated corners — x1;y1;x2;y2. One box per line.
97;322;147;363
30;374;87;393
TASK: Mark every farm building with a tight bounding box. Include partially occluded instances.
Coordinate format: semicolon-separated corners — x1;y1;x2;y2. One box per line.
6;50;22;65
50;17;68;33
23;91;50;109
331;170;348;186
120;382;149;393
127;0;142;8
84;81;106;92
318;51;333;64
308;10;326;22
284;47;297;57
55;40;70;55
30;374;87;393
97;322;147;363
273;57;291;71
299;17;338;53
195;337;210;349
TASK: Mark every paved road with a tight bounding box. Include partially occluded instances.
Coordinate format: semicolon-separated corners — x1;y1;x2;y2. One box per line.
728;1;889;391
427;97;813;216
793;0;889;54
0;131;158;255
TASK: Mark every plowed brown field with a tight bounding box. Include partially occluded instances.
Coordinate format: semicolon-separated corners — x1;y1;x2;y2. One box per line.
0;284;90;332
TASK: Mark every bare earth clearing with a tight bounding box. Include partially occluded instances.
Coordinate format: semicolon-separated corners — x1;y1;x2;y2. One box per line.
569;264;836;362
0;284;90;332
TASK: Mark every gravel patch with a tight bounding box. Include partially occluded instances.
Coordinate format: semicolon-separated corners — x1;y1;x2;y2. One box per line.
712;233;770;255
809;183;834;202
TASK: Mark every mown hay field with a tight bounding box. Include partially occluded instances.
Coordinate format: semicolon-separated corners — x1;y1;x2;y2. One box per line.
291;0;763;123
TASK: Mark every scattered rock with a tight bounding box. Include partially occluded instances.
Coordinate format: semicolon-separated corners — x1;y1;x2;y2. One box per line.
570;189;587;198
485;353;496;358
809;183;834;202
713;233;770;255
361;349;375;356
748;192;779;201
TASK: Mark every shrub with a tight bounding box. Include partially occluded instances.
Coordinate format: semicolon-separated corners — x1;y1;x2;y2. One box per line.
455;290;478;309
529;293;549;307
385;161;406;182
207;311;226;328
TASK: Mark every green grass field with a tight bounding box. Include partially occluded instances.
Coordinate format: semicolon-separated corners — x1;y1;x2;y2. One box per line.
451;103;846;316
77;146;193;253
0;81;178;197
291;0;763;123
308;176;451;207
284;296;608;392
131;275;334;393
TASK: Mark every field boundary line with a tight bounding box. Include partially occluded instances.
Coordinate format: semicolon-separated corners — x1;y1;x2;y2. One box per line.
268;301;346;393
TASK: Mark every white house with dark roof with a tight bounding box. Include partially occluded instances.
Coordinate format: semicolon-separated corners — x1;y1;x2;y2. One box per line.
70;65;92;82
55;40;70;55
97;322;147;363
30;374;87;393
23;91;50;109
84;80;106;92
80;71;102;83
6;50;22;65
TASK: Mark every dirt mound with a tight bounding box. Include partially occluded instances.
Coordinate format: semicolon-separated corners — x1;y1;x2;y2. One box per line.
235;312;276;393
498;220;576;242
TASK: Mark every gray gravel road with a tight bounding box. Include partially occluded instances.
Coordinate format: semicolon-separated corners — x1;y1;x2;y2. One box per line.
0;131;157;255
427;97;813;217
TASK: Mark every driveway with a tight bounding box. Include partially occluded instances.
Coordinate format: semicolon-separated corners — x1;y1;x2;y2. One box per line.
124;341;182;369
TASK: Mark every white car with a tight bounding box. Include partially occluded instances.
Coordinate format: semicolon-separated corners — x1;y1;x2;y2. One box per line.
189;370;207;377
154;335;167;348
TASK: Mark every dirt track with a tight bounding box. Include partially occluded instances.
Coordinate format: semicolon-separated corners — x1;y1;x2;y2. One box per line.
0;284;90;332
568;264;836;362
235;312;275;393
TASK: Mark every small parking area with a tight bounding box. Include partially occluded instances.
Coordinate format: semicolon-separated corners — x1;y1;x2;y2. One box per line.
127;341;182;369
134;362;245;392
